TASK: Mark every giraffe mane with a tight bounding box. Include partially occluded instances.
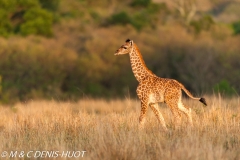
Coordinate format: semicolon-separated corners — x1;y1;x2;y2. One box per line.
133;43;155;75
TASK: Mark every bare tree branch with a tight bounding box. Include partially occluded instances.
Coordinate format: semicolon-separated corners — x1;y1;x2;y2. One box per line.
173;0;197;24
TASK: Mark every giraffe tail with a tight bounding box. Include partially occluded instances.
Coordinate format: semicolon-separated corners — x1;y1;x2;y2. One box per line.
180;84;207;106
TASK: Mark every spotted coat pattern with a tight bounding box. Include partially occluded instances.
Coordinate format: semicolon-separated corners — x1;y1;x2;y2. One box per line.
115;39;207;131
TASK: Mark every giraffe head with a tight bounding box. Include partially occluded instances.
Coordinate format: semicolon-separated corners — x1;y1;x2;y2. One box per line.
114;39;133;55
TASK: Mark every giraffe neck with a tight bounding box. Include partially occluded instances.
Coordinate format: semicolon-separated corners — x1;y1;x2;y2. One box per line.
129;43;156;82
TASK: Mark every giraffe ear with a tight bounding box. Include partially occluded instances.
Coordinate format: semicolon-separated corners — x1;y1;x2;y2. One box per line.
130;40;133;46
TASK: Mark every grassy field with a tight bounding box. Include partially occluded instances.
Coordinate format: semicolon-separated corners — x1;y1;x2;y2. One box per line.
0;95;240;160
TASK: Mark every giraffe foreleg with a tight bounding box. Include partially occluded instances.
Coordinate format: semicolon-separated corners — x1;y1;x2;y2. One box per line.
139;101;148;129
149;103;168;131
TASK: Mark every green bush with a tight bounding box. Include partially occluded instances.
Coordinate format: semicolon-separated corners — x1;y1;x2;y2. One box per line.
20;8;53;36
106;2;167;31
39;0;60;11
130;0;151;7
17;0;40;8
0;0;56;37
108;11;131;26
232;20;240;35
190;15;214;34
0;9;12;37
214;80;236;96
131;12;149;31
0;0;17;10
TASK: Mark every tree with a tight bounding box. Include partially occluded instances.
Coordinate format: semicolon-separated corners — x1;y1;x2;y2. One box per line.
173;0;197;24
20;8;53;37
0;0;55;37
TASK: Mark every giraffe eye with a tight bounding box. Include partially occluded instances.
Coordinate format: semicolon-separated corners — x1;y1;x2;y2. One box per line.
123;47;127;49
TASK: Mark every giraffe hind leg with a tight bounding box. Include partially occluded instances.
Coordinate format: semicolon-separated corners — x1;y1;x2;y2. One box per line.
177;101;193;127
165;101;182;129
149;103;168;131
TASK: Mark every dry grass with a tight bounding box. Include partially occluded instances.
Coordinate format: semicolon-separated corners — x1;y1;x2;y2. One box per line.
0;96;240;160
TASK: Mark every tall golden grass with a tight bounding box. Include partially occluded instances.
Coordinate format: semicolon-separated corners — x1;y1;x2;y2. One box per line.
0;95;240;159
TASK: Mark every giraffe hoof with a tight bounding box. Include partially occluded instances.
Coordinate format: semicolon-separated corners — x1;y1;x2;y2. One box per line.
164;129;169;133
138;124;144;130
160;127;168;133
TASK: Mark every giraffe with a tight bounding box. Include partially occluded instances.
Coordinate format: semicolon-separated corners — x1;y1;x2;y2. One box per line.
114;39;207;131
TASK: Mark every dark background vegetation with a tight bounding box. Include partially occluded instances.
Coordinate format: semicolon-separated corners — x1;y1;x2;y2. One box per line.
0;0;240;103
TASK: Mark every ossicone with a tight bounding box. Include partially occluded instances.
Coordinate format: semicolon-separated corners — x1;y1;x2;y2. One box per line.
125;39;131;43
